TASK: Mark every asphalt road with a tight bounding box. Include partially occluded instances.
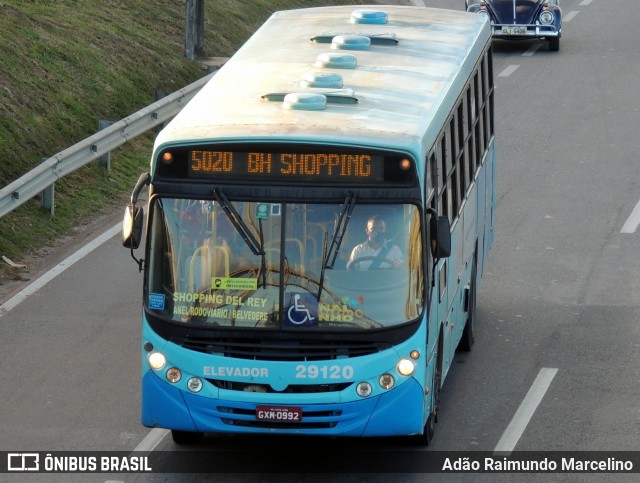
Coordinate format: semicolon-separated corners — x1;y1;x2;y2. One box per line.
1;1;639;481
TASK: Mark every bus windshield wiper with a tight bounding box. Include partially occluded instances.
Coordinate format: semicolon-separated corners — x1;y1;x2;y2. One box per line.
317;192;355;300
212;188;263;256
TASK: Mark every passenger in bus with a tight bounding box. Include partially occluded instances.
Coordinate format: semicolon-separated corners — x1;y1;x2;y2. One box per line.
347;215;403;270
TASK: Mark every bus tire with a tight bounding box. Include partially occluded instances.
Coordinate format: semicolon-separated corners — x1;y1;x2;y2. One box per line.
458;256;477;352
171;429;204;444
412;333;442;445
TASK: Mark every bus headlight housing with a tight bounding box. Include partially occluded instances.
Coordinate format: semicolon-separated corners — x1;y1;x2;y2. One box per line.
379;373;395;390
166;367;182;383
397;358;415;376
188;377;203;393
356;381;372;397
539;10;554;25
148;352;166;370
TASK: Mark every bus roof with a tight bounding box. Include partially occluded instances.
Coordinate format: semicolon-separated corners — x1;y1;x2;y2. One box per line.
155;6;490;155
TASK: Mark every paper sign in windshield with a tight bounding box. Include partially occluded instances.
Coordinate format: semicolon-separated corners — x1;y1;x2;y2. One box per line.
211;277;257;291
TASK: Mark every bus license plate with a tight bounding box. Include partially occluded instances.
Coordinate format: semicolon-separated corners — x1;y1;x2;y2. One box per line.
501;26;527;35
256;406;302;422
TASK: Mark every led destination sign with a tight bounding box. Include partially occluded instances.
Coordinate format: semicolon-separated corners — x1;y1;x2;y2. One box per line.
189;150;383;181
157;145;415;185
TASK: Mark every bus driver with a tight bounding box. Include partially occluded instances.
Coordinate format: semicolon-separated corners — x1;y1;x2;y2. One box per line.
347;215;403;270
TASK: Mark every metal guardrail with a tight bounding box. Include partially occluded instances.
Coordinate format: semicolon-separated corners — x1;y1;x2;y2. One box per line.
0;72;214;219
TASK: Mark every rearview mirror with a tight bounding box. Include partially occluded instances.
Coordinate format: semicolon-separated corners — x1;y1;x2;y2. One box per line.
430;214;451;259
122;204;144;249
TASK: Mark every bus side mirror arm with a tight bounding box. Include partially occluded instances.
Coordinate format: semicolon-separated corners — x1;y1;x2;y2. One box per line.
122;172;150;272
130;172;151;205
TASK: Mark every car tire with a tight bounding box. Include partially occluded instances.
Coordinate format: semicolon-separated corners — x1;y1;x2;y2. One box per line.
549;37;560;52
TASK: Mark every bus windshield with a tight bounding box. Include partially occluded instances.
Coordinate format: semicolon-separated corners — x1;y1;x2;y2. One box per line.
145;197;424;330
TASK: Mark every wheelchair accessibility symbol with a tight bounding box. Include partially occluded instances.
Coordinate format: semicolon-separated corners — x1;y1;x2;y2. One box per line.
285;293;318;327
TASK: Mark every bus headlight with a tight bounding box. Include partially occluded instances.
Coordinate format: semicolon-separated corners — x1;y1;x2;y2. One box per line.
148;352;166;370
166;367;182;383
188;377;203;393
397;359;415;376
356;381;372;397
539;10;554;25
379;374;395;390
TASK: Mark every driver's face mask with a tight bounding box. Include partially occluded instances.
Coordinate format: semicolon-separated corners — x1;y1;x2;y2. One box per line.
367;224;385;241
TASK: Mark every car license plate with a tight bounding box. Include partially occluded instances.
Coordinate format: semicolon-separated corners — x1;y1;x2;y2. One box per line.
501;26;527;35
256;406;302;422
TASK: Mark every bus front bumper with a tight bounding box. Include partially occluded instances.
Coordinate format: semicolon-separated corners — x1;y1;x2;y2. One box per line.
141;370;425;437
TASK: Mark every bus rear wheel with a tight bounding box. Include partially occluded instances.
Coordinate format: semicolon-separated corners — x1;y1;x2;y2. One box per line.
171;429;204;444
458;255;477;352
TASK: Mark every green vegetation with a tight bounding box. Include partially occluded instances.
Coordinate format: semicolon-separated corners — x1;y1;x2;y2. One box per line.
0;0;377;280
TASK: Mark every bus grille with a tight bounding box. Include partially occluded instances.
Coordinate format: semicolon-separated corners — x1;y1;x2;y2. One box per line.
217;406;341;429
206;379;352;393
178;337;389;361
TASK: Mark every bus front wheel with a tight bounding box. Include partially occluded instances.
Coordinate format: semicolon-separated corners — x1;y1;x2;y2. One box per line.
412;334;442;445
171;429;204;444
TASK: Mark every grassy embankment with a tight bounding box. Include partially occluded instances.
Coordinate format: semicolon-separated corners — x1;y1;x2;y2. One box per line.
0;0;374;281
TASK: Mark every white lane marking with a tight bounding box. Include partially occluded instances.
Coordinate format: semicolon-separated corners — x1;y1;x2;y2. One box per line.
0;211;160;465
564;11;580;22
0;222;121;319
621;199;640;234
494;368;558;453
579;0;593;6
522;44;542;57
498;65;520;77
133;428;170;452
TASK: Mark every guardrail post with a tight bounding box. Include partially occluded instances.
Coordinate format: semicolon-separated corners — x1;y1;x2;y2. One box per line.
97;120;113;171
40;157;55;216
0;72;213;221
185;0;205;61
154;90;167;133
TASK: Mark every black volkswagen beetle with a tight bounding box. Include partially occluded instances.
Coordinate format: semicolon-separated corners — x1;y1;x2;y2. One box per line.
465;1;562;51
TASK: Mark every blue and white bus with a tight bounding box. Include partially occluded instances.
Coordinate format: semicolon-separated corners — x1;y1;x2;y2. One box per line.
123;5;495;444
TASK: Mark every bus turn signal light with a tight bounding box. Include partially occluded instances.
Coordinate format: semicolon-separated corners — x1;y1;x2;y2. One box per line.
379;374;395;390
166;368;182;383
